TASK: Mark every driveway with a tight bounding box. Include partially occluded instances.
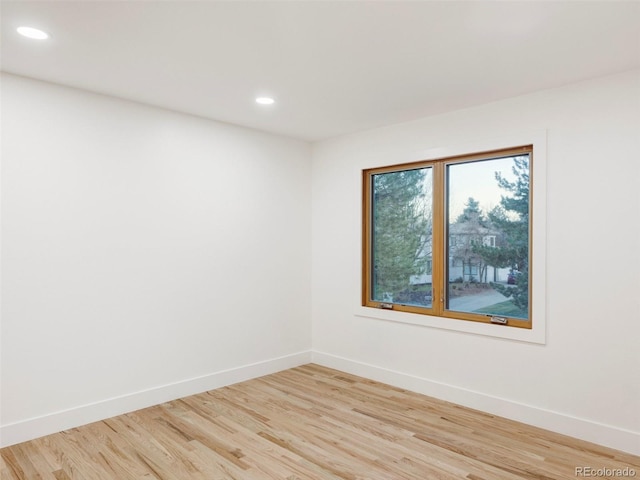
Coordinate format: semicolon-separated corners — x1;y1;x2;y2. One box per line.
449;289;509;312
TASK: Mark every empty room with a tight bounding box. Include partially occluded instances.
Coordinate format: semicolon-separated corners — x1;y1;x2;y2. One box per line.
1;1;639;479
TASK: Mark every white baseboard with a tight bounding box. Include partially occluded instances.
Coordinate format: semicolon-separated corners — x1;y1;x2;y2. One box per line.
311;351;640;456
4;349;638;456
0;350;312;448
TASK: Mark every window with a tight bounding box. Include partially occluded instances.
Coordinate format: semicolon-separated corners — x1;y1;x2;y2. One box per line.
362;146;532;328
463;261;479;276
483;235;496;247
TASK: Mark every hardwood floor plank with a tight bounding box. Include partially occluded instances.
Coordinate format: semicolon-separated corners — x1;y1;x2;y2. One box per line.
2;364;637;479
1;447;27;480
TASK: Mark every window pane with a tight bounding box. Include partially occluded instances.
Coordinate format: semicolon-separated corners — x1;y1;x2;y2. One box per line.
372;167;432;307
446;155;530;320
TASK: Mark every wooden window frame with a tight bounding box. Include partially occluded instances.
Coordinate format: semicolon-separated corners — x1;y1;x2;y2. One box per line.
362;145;533;329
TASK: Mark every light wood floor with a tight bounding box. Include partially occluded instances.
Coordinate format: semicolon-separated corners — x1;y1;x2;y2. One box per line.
1;364;638;479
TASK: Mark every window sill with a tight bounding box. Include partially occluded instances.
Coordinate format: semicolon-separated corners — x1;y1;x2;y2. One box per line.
354;305;546;344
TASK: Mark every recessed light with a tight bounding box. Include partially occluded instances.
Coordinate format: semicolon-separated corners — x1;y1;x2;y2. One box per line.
256;97;275;105
17;26;49;40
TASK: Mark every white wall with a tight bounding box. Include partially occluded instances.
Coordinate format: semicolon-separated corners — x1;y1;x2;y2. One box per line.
0;74;312;446
311;69;640;454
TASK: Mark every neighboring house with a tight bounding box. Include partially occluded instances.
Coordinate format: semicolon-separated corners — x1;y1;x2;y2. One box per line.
411;212;511;285
448;211;510;283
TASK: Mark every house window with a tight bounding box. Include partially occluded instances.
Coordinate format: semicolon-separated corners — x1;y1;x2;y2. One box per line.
483;236;496;247
363;146;532;328
463;261;479;276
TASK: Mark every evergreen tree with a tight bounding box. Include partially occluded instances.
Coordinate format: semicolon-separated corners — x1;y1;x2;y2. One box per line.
451;197;488;282
474;156;530;313
372;169;431;301
456;197;485;224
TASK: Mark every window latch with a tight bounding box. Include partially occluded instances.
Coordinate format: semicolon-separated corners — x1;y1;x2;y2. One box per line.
489;316;508;325
379;302;394;310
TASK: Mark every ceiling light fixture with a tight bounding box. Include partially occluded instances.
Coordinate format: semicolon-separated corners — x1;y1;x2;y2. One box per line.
17;26;49;40
256;97;275;105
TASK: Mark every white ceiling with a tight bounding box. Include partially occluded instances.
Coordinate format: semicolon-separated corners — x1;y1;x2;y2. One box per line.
2;1;639;142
